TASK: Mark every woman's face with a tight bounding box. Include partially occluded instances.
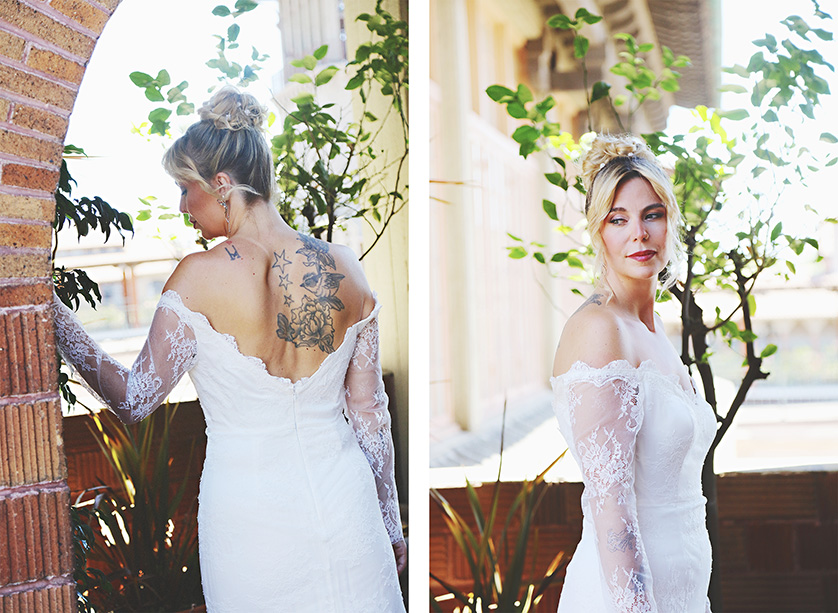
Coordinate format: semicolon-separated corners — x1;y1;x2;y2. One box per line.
600;176;669;283
179;181;226;239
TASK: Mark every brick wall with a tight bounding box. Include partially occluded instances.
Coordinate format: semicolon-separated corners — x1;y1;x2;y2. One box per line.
430;472;838;613
0;0;120;609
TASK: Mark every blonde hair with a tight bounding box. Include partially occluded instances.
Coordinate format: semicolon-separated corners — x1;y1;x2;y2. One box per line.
580;134;684;290
163;86;274;204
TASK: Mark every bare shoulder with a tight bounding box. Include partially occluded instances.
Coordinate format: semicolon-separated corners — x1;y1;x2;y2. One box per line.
298;235;375;316
553;295;631;376
163;249;218;300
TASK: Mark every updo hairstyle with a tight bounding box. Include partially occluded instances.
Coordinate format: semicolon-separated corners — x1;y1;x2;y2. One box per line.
163;86;274;205
580;134;684;290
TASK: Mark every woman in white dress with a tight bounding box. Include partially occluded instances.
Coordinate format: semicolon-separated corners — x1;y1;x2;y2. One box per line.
53;87;406;612
551;134;715;612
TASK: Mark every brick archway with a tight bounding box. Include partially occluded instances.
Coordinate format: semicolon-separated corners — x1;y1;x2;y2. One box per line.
0;0;121;608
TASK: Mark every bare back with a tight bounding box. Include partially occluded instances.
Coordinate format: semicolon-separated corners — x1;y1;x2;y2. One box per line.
164;230;374;383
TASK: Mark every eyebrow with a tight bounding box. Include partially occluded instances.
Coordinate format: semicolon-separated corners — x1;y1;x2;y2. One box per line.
609;203;665;213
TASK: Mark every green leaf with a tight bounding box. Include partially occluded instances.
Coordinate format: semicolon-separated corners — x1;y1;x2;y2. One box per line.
544;173;567;190
227;23;240;42
291;92;314;105
129;71;152;87
716;109;749;121
573;36;589;59
512;125;540;144
156;69;170;86
591;81;611;103
719;84;747;94
770;222;783;242
786;260;796;274
302;55;317;71
144;87;164;102
135;210;151;221
508;246;528;259
148;108;171;122
547;14;573;30
486;85;514;102
507;232;523;242
176;102;195;116
212;5;231;17
760;344;778;358
820;132;838;144
506;102;527;119
315;66;339;86
542;199;558;221
516;83;533;104
313;44;328;60
289;73;312;84
575;8;602;25
533;252;546;264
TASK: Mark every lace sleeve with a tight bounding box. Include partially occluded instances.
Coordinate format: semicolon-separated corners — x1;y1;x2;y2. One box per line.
52;293;197;424
343;316;403;545
568;375;657;612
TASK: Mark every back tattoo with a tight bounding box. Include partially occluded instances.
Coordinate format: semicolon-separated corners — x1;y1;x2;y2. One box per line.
275;234;345;353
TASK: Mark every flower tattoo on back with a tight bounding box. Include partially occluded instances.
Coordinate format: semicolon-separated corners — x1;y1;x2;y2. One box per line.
275;234;345;353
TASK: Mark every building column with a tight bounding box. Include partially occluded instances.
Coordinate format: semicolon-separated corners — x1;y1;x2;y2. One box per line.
433;0;481;430
0;0;121;608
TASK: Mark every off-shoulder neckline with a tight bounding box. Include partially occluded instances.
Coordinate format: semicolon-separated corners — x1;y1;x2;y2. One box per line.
551;358;698;400
159;289;381;387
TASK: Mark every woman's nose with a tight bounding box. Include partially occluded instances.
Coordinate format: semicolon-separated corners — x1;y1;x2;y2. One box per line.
632;220;649;241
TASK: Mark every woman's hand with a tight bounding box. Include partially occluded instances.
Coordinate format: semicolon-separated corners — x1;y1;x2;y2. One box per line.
392;539;407;575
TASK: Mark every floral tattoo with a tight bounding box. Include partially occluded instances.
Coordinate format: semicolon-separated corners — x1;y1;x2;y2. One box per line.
275;234;345;353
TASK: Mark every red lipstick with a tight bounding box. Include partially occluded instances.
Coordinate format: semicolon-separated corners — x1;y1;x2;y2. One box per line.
628;250;656;261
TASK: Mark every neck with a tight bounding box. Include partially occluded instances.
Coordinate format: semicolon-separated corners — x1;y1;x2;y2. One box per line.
226;198;293;244
598;273;658;331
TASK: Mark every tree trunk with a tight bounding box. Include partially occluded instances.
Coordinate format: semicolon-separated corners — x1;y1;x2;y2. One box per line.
702;446;723;611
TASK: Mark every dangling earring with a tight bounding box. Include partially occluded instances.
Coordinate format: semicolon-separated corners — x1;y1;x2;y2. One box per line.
219;199;230;235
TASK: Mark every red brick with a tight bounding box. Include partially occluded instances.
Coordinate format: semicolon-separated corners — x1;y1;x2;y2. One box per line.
0;129;63;166
0;309;56;398
22;493;39;578
798;523;838;571
26;46;86;84
0;577;75;611
0;494;9;584
721;573;825;612
0;163;60;192
0;281;53;308
0;222;52;249
0;253;51;278
717;521;748;572
0;193;54;222
746;523;794;572
0;64;76;111
0;30;25;61
50;0;110;34
94;0;121;12
718;472;819;520
0;98;9;121
10;104;69;139
0;0;95;57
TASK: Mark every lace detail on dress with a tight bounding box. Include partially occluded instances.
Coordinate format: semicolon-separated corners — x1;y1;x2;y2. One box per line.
53;292;197;423
344;316;403;544
558;365;657;612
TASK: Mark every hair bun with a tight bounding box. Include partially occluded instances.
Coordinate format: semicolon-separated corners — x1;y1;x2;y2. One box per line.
580;134;656;192
198;86;267;131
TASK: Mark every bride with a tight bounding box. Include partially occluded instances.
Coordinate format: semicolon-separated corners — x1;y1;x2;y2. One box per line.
53;87;406;612
551;134;715;612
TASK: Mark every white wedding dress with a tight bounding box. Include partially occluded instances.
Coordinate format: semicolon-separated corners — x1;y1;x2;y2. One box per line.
54;290;405;612
551;360;715;613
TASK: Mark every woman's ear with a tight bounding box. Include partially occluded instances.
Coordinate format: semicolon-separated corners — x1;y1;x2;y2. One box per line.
214;172;233;199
